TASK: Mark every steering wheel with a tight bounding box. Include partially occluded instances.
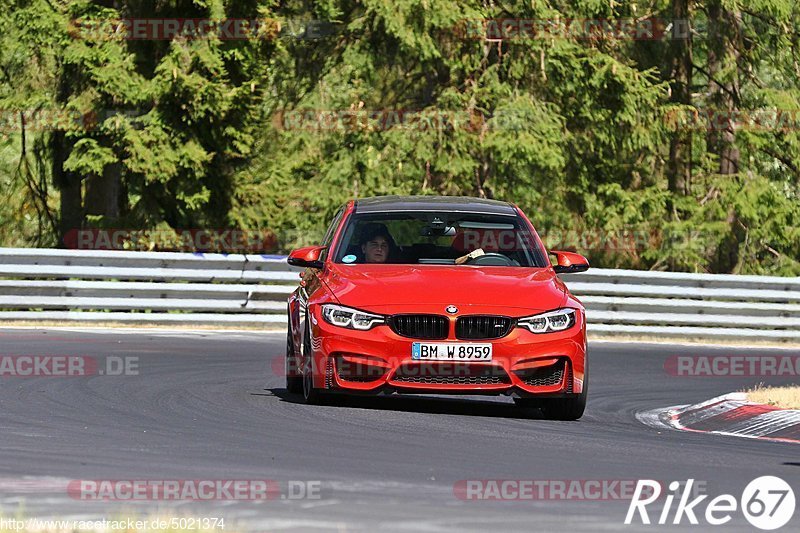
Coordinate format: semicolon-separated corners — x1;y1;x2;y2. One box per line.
465;253;515;266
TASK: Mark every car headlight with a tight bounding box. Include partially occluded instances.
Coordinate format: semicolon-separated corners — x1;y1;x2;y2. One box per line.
321;304;385;330
517;308;577;334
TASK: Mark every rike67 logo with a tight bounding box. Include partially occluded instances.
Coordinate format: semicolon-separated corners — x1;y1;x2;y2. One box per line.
626;477;795;530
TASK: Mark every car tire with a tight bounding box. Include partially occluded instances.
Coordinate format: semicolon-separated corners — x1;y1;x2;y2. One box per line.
514;361;588;420
301;322;328;405
540;362;588;421
539;394;586;421
285;325;302;394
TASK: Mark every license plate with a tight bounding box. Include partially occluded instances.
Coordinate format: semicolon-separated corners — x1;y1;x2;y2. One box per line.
411;342;492;361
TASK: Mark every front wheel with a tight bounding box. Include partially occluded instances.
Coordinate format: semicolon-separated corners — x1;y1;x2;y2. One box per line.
301;325;328;405
514;361;588;420
285;326;302;394
541;363;588;421
538;394;586;421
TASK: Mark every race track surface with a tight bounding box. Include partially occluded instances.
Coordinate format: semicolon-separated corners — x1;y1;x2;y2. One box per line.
0;328;797;532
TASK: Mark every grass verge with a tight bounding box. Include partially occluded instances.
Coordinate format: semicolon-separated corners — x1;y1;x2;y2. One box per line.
745;384;800;409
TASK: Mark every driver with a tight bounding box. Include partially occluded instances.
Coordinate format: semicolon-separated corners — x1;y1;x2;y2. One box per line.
359;223;397;263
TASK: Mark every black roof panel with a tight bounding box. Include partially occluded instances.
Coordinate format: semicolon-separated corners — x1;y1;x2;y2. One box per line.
354;195;516;215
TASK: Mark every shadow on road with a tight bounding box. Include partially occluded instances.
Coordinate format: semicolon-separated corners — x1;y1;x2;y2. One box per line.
256;387;557;421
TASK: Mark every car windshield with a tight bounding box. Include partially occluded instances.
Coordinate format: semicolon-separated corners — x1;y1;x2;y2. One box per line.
333;212;548;267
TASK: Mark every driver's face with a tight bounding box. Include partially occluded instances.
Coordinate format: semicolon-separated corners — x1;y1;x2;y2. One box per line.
362;236;389;263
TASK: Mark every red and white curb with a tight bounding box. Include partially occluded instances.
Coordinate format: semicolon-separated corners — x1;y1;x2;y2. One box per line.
637;393;800;444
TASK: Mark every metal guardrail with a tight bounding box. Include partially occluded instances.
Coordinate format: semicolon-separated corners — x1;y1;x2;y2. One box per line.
0;248;299;325
0;248;797;341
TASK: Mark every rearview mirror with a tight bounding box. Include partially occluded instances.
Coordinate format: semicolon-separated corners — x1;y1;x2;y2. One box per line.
550;251;589;274
420;225;456;237
287;246;326;269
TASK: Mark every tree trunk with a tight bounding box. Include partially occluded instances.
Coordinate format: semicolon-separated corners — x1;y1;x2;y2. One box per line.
52;63;84;248
706;0;741;175
667;0;693;197
84;161;121;220
706;1;744;273
51;130;83;247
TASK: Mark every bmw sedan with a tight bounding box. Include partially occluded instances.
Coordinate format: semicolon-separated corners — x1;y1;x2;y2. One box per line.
285;195;589;420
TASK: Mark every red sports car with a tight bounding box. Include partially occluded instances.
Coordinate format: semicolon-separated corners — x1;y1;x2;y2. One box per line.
285;196;589;420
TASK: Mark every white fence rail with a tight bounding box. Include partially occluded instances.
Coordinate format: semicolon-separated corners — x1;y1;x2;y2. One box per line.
0;248;797;340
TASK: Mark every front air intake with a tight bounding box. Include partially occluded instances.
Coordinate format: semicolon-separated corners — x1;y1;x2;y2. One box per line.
515;359;566;387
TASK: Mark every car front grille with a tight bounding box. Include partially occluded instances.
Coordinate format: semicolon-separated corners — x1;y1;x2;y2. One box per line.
456;315;514;340
388;314;449;340
391;363;510;385
515;360;566;387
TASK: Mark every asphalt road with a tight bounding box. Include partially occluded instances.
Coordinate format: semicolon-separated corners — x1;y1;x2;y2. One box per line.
0;327;797;532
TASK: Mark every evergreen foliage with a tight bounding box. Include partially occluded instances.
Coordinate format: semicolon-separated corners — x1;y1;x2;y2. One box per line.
1;1;798;274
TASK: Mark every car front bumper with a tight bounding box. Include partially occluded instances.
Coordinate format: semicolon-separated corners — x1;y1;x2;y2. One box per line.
308;306;586;397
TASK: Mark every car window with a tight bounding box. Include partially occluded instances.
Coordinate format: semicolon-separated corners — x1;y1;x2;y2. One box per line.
321;207;345;246
333;211;547;267
319;206;345;261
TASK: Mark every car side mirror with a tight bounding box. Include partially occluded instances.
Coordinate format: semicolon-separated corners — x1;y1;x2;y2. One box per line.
550;250;589;274
287;246;326;269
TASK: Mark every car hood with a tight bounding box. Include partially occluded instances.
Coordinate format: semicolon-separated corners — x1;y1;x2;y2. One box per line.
323;264;568;314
